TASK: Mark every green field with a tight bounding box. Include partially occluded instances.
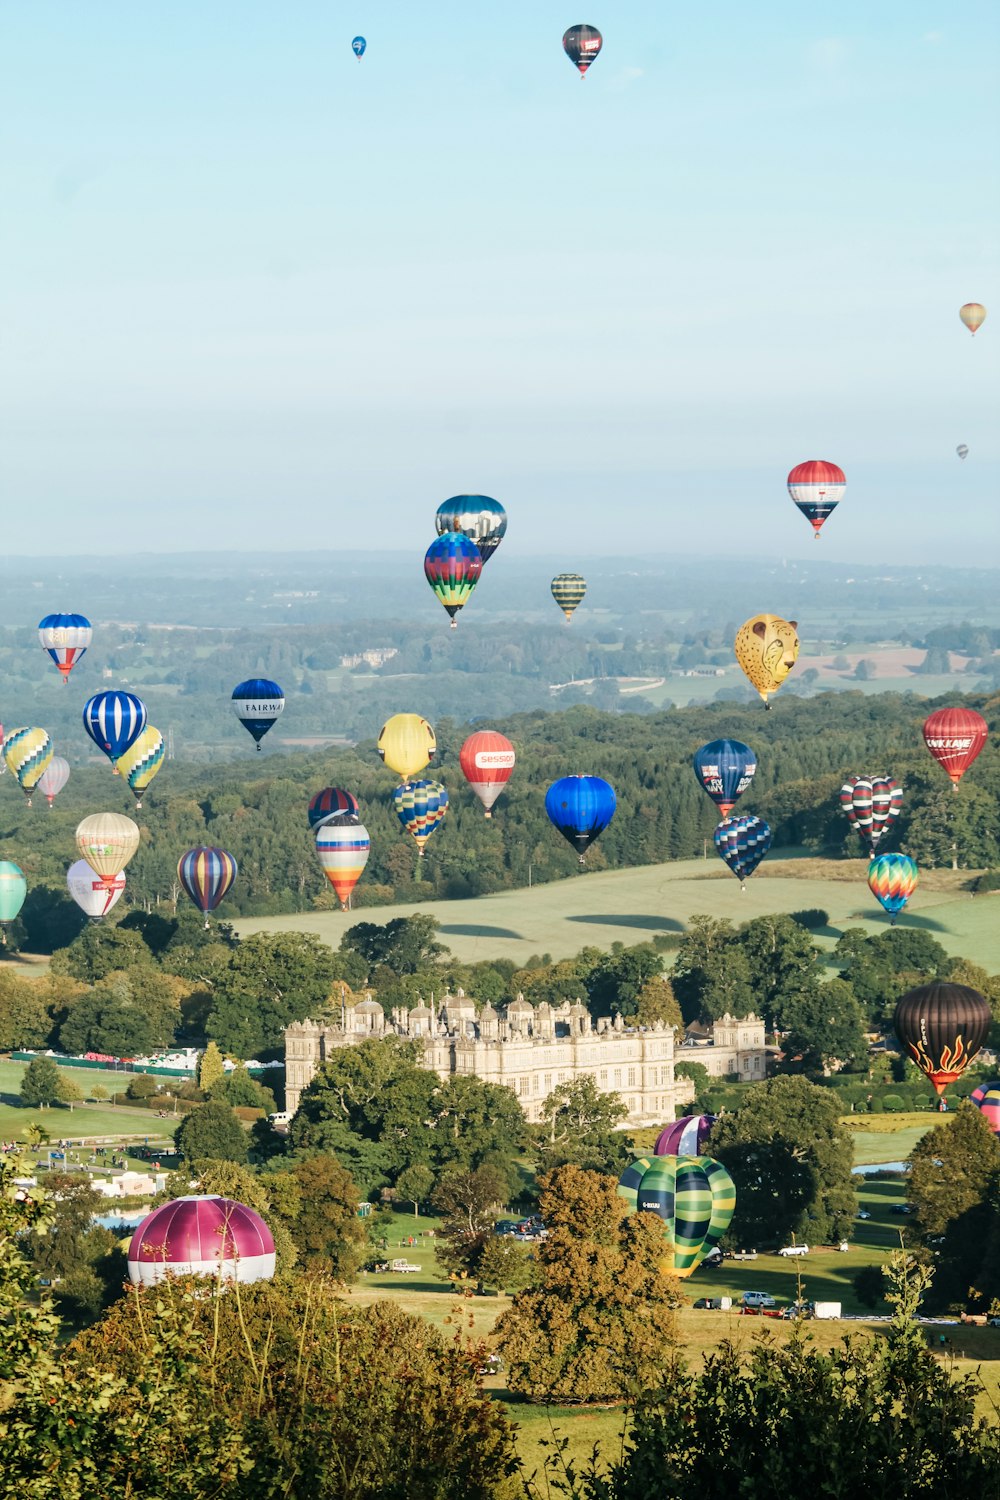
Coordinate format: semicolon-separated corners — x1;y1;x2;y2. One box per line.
0;1058;178;1145
234;854;1000;971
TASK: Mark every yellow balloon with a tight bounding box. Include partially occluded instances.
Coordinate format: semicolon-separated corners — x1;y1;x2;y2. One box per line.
377;713;436;782
116;726;165;807
75;812;141;881
3;727;54;804
734;614;800;706
959;302;987;335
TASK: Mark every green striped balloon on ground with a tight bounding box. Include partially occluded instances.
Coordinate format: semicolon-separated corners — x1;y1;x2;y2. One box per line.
617;1155;736;1278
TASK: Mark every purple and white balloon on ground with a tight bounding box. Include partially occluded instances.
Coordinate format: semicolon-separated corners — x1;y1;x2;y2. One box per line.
127;1196;276;1286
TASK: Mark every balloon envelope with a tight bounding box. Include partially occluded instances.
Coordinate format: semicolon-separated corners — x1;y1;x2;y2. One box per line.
38;612;92;681
378;714;436;781
617;1155;736;1277
971;1080;1000;1134
83;691;147;766
893;982;990;1096
734;615;799;704
692;740;756;818
232;679;284;749
75;812;141;881
178;847;238;918
551;573;586;622
351;35;366;57
562;23;603;74
424;533;482;626
957;444;969;460
4;727;54;802
116;726;165;807
36;755;70;808
316;821;370;908
868;852;918;919
127;1197;275;1287
545;775;616;860
959;302;986;334
713;815;771;886
434;495;507;564
393;780;448;855
0;862;26;926
922;707;988;787
308;786;360;829
459;730;515;816
67;859;125;919
787;460;845;536
655;1115;717;1157
839;775;903;856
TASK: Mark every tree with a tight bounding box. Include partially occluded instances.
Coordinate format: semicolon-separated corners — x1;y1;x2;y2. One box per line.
909;1103;1000;1311
177;1101;248;1165
206;931;338;1057
633;974;683;1029
738;913;823;1031
780;978;869;1073
341;913;447;976
19;1055;62;1108
197;1040;226;1092
670;917;749;1024
395;1163;434;1216
477;1236;535;1295
836;927;951;1025
285;1153;367;1278
710;1075;856;1247
49;922;156;983
58;972;179;1057
495;1164;681;1403
584;942;664;1020
56;1071;84;1111
675;1060;712;1111
853;1263;886;1310
433;1164;510;1279
0;972;54;1051
535;1076;631;1174
208;1066;276;1113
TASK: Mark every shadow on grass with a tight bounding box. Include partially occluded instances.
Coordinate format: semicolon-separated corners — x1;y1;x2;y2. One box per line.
439;924;524;940
849;911;950;932
566;914;684;933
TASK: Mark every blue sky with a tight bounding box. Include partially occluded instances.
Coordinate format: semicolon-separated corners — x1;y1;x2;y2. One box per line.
1;0;997;564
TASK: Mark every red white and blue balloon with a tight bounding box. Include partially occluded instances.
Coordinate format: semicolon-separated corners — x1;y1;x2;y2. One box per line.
713;815;772;888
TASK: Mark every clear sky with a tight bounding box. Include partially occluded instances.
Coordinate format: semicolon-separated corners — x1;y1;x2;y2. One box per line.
1;1;997;565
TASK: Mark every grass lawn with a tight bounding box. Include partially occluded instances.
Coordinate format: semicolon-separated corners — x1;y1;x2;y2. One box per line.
843;1111;947;1166
0;1057;178;1145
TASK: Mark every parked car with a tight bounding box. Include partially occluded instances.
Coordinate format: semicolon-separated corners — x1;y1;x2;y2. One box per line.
741;1291;776;1309
857;1210;871;1220
987;1317;1000;1329
778;1244;809;1257
493;1220;520;1237
693;1297;717;1309
389;1259;421;1273
891;1204;913;1215
781;1301;815;1320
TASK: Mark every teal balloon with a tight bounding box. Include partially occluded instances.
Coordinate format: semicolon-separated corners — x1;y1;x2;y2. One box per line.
0;861;27;930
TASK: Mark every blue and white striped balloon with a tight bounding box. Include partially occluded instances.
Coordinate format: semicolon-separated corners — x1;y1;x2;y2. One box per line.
82;691;147;768
38;613;92;683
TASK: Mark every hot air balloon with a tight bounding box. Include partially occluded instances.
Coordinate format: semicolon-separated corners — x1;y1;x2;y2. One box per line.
971;1080;1000;1134
654;1115;717;1157
959;303;987;335
392;780;448;856
424;533;482;627
316;821;370;908
351;35;366;58
617;1155;736;1277
551;573;586;623
308;787;360;829
116;726;165;809
82;691;147;769
562;23;602;75
232;679;284;751
713;815;771;888
127;1197;276;1287
378;714;436;782
922;707;988;788
692;740;756;818
36;756;70;810
38;612;92;683
178;847;238;928
868;852;918;923
459;730;515;817
76;812;141;886
4;727;54;806
839;775;903;857
734;615;799;706
545;775;616;863
957;444;969;461
67;859;125;920
893;982;991;1097
787;460;845;538
0;862;26;943
434;495;507;564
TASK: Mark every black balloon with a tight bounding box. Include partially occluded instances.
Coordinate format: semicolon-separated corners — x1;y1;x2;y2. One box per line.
893;982;991;1096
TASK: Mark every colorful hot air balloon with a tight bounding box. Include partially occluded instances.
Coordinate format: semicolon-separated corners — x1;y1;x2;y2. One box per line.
692;740;756;818
617;1155;736;1278
36;756;70;809
562;23;603;75
868;852;918;923
38;613;92;683
0;861;26;943
971;1080;1000;1134
922;707;988;788
67;859;125;920
787;460;845;538
82;691;147;769
654;1115;717;1157
4;727;54;805
734;615;799;706
545;775;616;862
76;812;141;885
957;444;969;461
893;982;991;1097
178;847;238;927
127;1197;276;1287
551;573;586;623
839;775;903;857
351;35;366;58
232;679;284;750
316;821;370;908
424;533;482;627
959;302;987;335
393;780;449;856
434;495;507;564
116;726;165;809
378;714;436;782
713;815;771;888
308;787;360;829
459;730;515;817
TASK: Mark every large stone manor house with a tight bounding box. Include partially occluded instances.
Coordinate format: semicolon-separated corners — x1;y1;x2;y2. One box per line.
284;991;767;1126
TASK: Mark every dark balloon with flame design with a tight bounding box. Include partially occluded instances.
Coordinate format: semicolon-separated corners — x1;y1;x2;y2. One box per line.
893;982;991;1098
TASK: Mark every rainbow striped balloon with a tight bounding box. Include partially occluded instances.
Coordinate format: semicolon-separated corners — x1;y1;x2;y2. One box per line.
617;1155;736;1278
392;779;448;856
316;822;370;909
868;852;918;923
177;847;238;927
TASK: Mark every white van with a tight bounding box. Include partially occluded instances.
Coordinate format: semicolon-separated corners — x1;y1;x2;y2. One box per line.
268;1111;291;1128
741;1291;776;1309
778;1244;809;1257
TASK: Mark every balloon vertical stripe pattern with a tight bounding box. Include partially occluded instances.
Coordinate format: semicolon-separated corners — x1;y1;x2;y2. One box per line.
83;692;147;765
839;775;903;856
36;756;70;809
38;613;92;681
308;787;360;829
177;847;238;923
617;1155;736;1277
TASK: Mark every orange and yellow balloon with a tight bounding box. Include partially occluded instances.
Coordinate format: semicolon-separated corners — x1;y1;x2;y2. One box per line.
733;615;799;707
959;302;987;335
